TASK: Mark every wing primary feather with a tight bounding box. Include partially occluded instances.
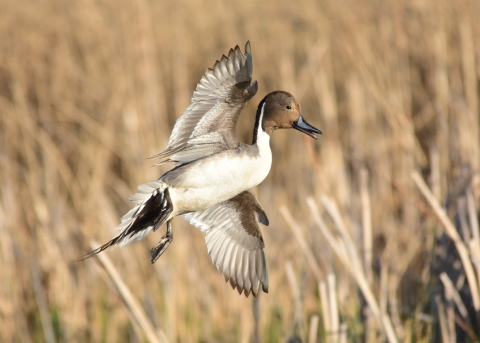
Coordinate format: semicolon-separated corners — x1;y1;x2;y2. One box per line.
233;47;241;70
219;56;229;79
227;49;235;75
245;41;251;55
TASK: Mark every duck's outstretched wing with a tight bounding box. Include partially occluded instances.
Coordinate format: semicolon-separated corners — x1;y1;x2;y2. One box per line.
153;42;258;165
182;190;269;297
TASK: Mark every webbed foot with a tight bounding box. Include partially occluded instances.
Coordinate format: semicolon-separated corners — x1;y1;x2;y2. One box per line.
151;220;173;264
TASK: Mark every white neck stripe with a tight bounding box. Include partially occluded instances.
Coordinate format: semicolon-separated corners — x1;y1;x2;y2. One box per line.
258;101;266;133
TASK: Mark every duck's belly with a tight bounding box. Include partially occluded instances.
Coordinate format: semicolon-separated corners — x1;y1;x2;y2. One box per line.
164;148;272;214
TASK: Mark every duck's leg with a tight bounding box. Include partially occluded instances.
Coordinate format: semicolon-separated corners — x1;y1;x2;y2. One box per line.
151;220;173;264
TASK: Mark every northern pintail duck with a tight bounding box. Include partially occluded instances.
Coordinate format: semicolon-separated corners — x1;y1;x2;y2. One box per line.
79;42;322;297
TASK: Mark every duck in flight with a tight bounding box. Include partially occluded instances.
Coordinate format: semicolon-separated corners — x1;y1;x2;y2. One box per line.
78;42;322;297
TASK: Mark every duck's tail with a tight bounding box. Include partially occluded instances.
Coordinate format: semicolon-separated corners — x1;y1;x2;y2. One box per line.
76;180;173;261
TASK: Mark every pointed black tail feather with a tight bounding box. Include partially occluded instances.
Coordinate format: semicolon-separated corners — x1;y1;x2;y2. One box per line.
74;239;118;262
75;183;173;262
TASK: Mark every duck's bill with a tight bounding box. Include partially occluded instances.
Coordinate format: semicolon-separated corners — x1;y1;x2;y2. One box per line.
293;115;322;139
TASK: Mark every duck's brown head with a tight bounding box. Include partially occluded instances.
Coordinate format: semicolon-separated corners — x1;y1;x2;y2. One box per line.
253;91;322;143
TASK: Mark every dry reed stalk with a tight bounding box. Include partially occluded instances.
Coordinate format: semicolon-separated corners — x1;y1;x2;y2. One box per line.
0;187;16;342
467;189;479;240
31;264;57;343
436;295;450;343
313;42;350;207
358;168;376;342
339;323;347;343
318;282;332;343
388;275;404;342
412;171;480;314
286;261;303;338
280;37;297;97
308;314;319;343
429;143;442;205
156;264;177;342
466;189;480;295
280;207;324;281
320;197;363;274
459;20;479;173
342;36;427;167
347;75;366;164
135;0;161;124
460;20;478;117
433;29;450;188
306;198;399;343
379;265;388;319
457;197;471;242
297;41;327;100
1;98;80;203
88;242;167;343
360;168;372;284
439;273;469;320
454;317;479;342
280;208;345;342
470;240;480;265
445;290;456;343
173;36;190;119
327;274;339;343
252;297;261;343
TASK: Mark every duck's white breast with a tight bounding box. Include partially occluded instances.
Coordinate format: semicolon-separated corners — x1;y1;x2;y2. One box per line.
166;133;271;214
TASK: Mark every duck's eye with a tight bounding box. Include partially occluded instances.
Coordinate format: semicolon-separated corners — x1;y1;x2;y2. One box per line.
286;105;292;110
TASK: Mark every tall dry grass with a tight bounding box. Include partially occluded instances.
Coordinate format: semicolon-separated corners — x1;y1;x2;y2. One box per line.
1;0;480;341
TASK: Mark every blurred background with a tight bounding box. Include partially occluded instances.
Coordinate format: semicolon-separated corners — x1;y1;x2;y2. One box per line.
1;0;480;342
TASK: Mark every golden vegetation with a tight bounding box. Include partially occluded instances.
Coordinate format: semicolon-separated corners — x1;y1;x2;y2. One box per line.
1;0;480;341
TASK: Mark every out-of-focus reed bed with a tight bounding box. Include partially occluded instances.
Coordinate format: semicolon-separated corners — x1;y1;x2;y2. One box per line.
1;0;479;341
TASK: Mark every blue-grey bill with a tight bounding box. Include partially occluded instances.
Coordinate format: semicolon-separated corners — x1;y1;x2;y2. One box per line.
292;115;322;139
